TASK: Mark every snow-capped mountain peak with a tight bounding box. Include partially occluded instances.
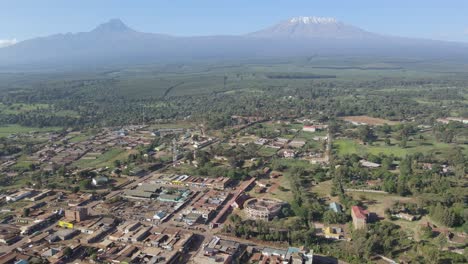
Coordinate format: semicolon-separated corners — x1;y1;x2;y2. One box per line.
289;16;338;25
248;16;374;39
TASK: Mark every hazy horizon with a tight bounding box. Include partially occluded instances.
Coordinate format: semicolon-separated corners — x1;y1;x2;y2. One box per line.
1;0;468;44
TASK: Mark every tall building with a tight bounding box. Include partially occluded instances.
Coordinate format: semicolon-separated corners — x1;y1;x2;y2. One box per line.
65;207;88;222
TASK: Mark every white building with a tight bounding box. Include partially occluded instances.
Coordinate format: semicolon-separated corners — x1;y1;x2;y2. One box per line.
359;160;381;168
254;138;269;145
92;176;109;186
303;125;328;132
282;150;296;158
6;190;32;202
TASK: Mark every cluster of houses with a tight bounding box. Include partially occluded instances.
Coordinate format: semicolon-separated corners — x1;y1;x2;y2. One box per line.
0;182;200;264
0;127;157;179
182;190;229;225
194;236;313;264
105;225;194;263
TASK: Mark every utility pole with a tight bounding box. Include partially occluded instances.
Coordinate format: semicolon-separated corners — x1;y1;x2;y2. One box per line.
172;138;178;167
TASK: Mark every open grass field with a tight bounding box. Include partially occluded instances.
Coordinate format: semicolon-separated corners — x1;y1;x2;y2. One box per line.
0;125;61;137
0;174;33;191
311;180;334;198
234;135;257;144
0;103;50;114
258;146;278;157
69;134;90;143
334;133;467;158
247;173;295;203
262;121;301;131
335;138;406;157
348;191;414;216
297;130;327;139
11;156;33;170
267;159;317;202
0;103;79;118
74;148;130;169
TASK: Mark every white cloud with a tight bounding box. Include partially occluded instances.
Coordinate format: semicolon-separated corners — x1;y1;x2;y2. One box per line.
464;28;468;35
0;39;17;48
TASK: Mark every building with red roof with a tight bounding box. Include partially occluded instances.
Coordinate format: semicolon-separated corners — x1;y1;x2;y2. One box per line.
351;206;369;230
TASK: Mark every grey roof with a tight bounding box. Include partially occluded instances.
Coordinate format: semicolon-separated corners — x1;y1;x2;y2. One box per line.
185;213;201;221
41;248;60;257
136;184;160;193
124;190;154;198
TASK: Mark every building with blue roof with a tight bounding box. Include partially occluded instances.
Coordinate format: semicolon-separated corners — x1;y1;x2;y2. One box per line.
329;202;342;213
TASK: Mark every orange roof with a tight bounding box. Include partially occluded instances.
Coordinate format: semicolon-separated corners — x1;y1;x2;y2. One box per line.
352;206;368;219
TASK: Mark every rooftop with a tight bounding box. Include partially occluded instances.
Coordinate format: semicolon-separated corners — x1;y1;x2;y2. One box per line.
352;206;368;219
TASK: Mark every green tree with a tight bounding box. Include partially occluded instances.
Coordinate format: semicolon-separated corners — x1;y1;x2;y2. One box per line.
72;186;80;193
399;137;407;148
384;138;391;146
357;125;377;144
323;210;348;224
434;233;447;250
79;179;92;190
420;225;434;239
23;208;30;217
63;247;73;258
184;151;194;163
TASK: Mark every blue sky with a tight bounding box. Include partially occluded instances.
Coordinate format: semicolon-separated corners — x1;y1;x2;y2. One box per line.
1;0;468;43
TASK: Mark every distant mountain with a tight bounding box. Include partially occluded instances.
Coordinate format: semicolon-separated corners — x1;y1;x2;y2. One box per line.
248;16;376;39
0;19;177;69
91;18;136;34
1;18;468;70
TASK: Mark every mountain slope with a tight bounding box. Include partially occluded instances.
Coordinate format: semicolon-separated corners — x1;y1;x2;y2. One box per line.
1;18;468;70
0;19;178;67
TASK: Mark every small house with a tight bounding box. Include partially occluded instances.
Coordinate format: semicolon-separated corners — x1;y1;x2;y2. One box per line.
92;176;109;186
329;202;343;213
